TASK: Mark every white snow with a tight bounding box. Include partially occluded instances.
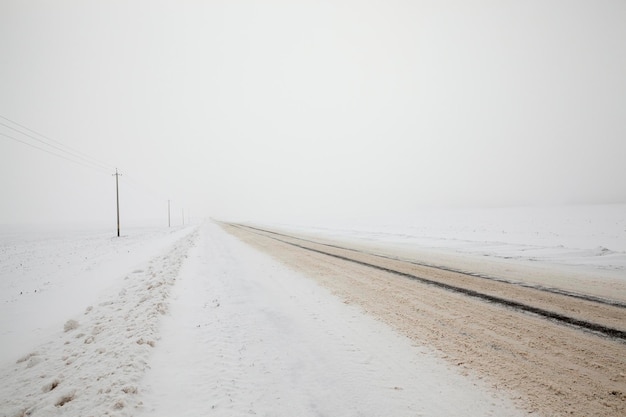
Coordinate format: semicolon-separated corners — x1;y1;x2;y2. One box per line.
0;225;195;368
3;204;622;415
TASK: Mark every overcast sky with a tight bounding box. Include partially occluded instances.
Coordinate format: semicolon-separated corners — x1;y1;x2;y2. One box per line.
1;0;625;227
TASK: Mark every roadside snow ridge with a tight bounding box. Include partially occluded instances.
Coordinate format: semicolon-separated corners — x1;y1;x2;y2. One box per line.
0;229;198;416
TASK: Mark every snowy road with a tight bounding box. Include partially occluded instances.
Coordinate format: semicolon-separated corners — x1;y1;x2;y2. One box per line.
1;222;525;416
2;207;624;416
138;222;523;416
227;223;626;417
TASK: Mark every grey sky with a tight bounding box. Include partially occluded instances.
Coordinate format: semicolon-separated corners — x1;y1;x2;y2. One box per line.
1;0;625;226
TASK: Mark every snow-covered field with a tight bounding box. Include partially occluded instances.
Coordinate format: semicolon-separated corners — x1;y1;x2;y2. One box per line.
1;204;624;416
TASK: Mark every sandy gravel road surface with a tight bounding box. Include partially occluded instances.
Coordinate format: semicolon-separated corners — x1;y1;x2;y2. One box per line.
224;223;626;417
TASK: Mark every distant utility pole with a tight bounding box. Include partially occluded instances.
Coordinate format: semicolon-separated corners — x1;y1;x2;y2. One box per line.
168;200;171;227
113;169;122;237
182;208;185;225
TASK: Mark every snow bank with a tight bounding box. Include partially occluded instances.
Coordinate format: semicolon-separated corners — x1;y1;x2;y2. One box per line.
0;225;195;366
0;227;198;416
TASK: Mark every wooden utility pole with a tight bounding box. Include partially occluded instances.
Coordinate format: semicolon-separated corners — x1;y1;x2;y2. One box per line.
113;169;121;237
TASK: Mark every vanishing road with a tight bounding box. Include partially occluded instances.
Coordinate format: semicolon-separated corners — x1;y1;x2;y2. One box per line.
226;223;626;417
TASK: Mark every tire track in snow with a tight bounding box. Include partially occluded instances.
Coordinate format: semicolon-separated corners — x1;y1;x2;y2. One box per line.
0;228;198;417
233;224;626;341
241;224;626;308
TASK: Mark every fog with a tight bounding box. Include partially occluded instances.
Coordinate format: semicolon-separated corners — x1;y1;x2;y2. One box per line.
1;0;625;227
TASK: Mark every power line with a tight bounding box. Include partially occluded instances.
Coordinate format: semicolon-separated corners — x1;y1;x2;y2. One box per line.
1;122;166;201
0;131;111;175
0;115;168;197
0;114;114;172
0;120;113;173
1;114;184;232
